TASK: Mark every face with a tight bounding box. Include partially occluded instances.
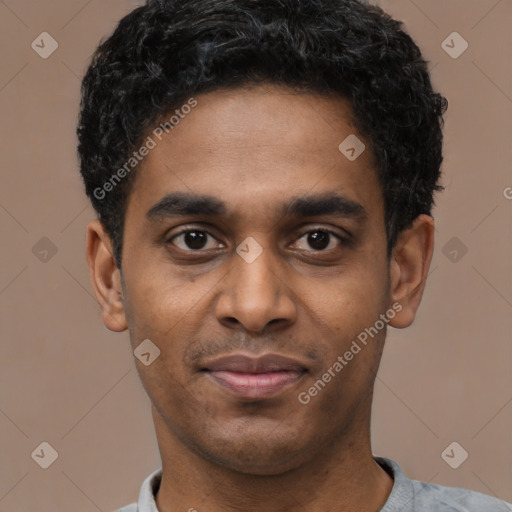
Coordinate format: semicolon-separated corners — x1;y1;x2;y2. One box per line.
102;85;397;474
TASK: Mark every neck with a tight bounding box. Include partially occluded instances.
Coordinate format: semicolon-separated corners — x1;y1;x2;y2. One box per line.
153;403;394;512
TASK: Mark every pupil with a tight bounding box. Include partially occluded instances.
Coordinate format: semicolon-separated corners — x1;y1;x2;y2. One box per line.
185;231;207;249
308;231;329;250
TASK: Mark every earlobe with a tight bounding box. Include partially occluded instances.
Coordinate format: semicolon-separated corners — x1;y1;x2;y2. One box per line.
388;214;435;329
86;220;128;332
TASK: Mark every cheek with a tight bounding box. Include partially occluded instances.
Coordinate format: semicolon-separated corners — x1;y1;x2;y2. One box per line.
307;263;389;337
122;269;219;396
123;276;204;410
299;283;387;414
298;254;390;397
124;265;208;334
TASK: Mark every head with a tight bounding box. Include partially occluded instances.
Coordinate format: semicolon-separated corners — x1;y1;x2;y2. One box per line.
80;0;447;475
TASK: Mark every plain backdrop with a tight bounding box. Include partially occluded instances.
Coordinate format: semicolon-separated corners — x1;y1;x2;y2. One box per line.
0;0;511;510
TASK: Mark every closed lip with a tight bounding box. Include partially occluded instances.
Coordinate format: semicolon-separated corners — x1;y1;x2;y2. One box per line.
202;353;308;400
201;353;309;374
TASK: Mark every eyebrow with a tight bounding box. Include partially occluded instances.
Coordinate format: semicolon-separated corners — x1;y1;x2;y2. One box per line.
146;191;367;222
281;193;366;221
146;192;227;220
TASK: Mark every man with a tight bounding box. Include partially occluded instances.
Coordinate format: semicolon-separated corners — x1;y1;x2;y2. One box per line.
77;0;511;510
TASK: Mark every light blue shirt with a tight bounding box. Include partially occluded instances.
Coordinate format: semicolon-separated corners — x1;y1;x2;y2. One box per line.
117;456;512;511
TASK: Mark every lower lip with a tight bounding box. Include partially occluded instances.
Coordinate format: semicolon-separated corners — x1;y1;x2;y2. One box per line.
207;370;305;399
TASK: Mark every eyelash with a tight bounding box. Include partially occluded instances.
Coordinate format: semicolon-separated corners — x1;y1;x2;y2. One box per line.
166;227;348;253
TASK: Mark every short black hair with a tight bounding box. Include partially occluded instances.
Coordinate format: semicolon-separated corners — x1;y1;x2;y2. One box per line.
77;0;448;266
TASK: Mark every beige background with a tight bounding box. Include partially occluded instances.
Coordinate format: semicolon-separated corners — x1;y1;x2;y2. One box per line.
0;0;511;510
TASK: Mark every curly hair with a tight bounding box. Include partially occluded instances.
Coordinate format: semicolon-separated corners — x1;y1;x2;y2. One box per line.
77;0;448;266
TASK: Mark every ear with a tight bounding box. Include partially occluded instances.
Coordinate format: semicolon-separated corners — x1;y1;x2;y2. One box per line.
86;220;128;332
388;214;435;329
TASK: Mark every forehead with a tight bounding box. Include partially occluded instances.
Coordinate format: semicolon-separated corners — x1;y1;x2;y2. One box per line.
127;85;383;224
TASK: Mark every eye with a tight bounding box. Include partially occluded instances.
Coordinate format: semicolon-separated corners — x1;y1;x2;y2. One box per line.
168;229;224;251
291;229;345;252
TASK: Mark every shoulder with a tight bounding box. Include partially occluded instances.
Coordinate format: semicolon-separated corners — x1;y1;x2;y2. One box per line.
408;479;512;511
376;457;512;512
113;466;163;512
115;505;137;512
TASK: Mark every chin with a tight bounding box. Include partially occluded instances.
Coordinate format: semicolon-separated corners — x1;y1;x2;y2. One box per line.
205;448;305;476
191;421;312;476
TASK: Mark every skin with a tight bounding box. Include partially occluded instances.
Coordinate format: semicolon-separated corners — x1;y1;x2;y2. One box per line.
86;84;434;512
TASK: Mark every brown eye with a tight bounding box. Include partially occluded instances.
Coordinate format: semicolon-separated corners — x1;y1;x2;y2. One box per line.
292;229;344;252
168;229;223;251
306;231;330;250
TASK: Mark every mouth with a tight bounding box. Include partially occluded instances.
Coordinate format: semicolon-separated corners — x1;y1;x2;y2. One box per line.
201;353;308;400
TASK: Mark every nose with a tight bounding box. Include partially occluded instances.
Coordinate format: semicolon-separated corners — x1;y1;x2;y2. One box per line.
215;242;297;333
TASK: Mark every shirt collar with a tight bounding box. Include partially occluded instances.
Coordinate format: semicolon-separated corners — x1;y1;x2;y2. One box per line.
135;457;408;511
136;467;162;512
